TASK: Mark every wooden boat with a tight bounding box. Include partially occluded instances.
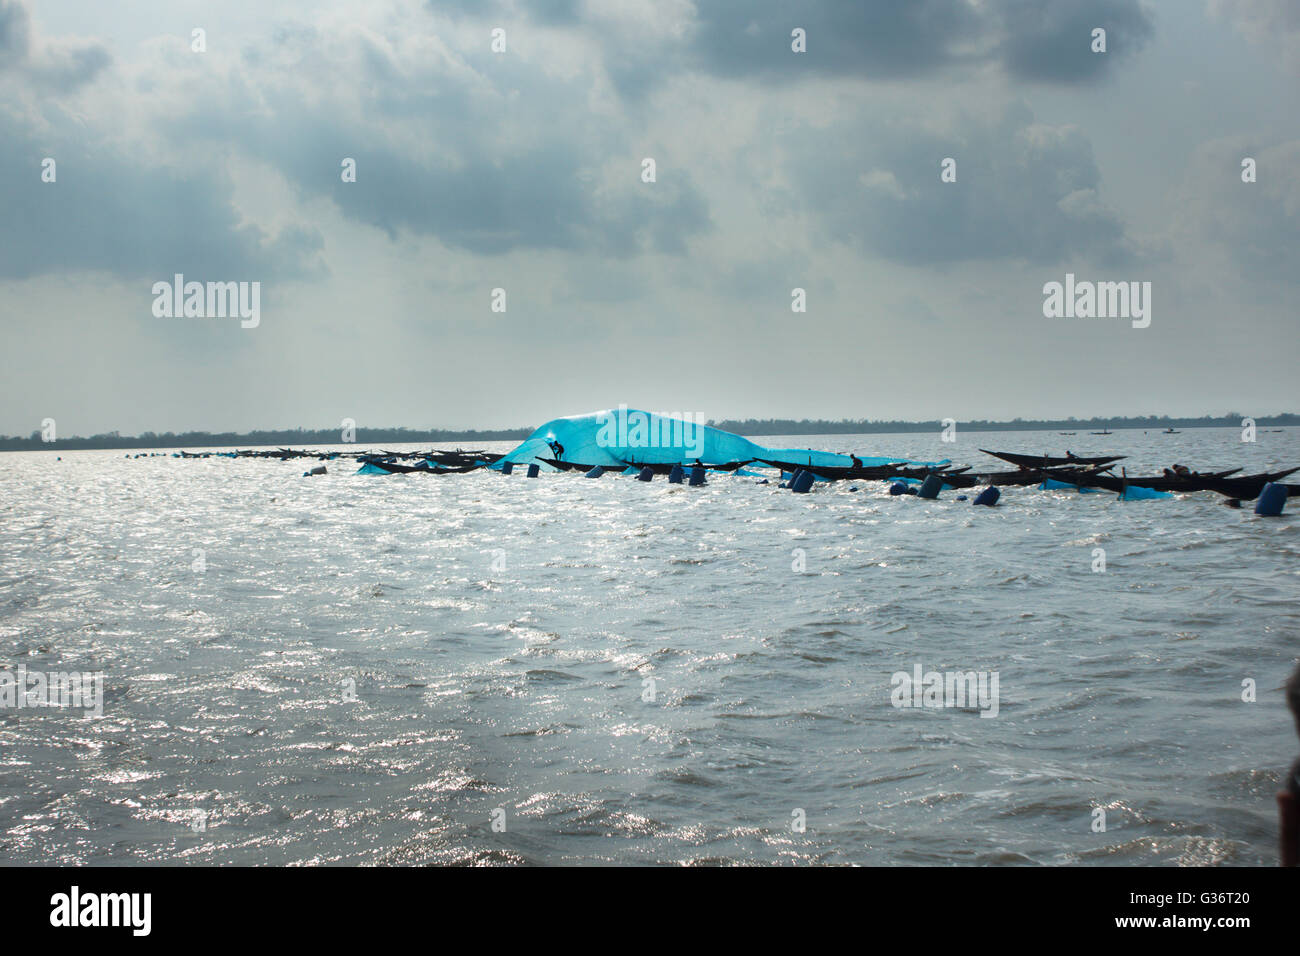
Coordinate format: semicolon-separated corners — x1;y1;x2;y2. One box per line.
980;449;1125;470
1050;466;1299;498
539;458;601;472
948;465;1116;489
757;459;971;482
358;459;423;474
757;459;906;480
1197;467;1300;499
621;459;753;474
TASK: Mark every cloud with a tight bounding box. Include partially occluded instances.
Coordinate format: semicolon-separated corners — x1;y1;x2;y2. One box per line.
993;0;1155;83
1209;0;1300;71
0;0;31;67
154;19;713;258
606;0;1151;87
0;2;709;284
0;116;325;281
1172;136;1300;282
423;0;1154;92
0;0;109;90
688;0;990;81
784;104;1130;265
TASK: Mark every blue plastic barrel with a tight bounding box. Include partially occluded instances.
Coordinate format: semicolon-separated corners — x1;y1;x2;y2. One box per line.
889;482;908;496
790;470;815;493
501;461;513;475
585;466;604;478
918;474;944;499
973;486;1001;507
668;464;685;484
1255;482;1286;516
637;466;654;482
688;465;706;486
526;463;540;478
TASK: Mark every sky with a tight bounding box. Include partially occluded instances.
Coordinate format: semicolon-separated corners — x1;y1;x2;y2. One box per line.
1;0;1297;435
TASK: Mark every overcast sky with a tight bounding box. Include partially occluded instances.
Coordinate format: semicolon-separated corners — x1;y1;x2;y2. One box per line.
1;0;1297;435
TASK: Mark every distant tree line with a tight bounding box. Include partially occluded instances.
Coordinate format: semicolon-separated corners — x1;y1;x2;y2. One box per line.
0;426;533;451
708;413;1300;436
1;413;1295;451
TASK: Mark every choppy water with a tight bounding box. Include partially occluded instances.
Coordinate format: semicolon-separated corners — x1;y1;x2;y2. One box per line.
1;427;1297;865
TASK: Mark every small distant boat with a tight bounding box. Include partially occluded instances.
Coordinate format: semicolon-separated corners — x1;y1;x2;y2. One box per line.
1090;430;1112;435
1059;432;1076;436
1163;428;1180;434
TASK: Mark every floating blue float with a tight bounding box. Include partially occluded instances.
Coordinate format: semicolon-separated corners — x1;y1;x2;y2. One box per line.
585;465;605;478
790;470;815;493
637;466;654;481
1255;482;1287;516
526;463;540;478
668;463;685;484
1119;485;1171;501
501;461;514;475
918;474;944;499
973;486;1000;507
889;482;908;496
689;464;707;486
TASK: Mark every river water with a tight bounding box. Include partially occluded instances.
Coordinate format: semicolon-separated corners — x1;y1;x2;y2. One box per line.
1;427;1296;865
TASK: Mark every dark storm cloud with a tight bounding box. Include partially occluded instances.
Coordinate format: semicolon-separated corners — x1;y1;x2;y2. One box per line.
0;118;324;281
446;0;1153;87
994;0;1155;83
1;5;708;283
689;0;988;80
29;40;111;91
0;0;109;89
690;0;1152;83
0;0;31;65
173;28;713;258
425;0;580;26
314;143;710;256
787;105;1129;265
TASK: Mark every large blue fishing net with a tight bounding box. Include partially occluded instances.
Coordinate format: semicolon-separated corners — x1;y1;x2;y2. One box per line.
497;408;944;470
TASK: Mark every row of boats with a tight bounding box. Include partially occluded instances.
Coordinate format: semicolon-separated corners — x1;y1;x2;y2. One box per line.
165;444;1299;502
343;447;1299;501
751;450;1299;500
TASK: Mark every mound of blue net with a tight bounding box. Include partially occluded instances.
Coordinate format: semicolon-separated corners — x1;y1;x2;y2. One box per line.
497;407;944;471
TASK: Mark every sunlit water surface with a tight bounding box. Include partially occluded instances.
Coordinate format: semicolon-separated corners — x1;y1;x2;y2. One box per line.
1;427;1297;865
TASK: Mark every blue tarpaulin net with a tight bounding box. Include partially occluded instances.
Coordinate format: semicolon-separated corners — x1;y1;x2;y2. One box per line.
497;408;944;471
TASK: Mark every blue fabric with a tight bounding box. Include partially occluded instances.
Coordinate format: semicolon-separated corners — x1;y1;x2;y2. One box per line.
500;408;943;470
1120;485;1173;500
